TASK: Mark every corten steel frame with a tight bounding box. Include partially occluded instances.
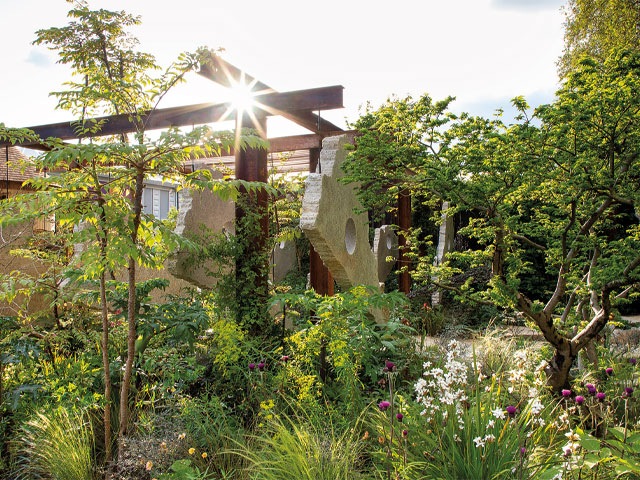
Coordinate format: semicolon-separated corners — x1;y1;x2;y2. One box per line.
1;55;348;296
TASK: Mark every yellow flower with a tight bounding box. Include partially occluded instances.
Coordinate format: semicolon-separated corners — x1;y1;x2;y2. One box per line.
145;460;153;471
201;452;208;459
188;447;196;455
178;433;186;440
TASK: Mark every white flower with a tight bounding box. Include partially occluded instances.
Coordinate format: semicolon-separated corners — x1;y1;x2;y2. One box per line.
484;434;496;443
531;398;544;416
486;419;495;429
473;436;485;448
492;408;506;420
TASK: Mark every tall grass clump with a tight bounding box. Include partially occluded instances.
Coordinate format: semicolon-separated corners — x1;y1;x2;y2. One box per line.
13;407;94;480
233;403;368;480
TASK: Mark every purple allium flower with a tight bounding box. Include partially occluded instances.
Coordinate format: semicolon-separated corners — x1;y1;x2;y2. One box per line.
506;405;517;418
257;362;266;371
596;392;606;402
561;389;572;397
575;395;585;405
605;367;614;376
630;357;637;366
378;401;391;411
248;363;256;371
402;429;409;437
624;387;634;397
384;360;396;373
396;413;404;422
586;383;597;395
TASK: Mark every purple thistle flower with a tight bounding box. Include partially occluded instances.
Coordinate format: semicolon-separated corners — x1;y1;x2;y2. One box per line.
402;429;409;437
520;447;527;456
378;400;391;411
248;363;256;371
396;413;404;422
624;387;634;397
561;389;572;397
257;362;266;371
575;395;585;405
586;383;597;395
605;367;614;376
596;392;606;402
384;360;396;373
506;405;517;418
630;357;637;366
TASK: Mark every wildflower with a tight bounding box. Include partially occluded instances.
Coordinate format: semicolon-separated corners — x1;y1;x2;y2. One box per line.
188;448;196;455
201;452;208;459
484;434;496;443
396;413;404;422
362;431;370;440
605;367;614;376
487;419;495;428
402;429;408;437
492;407;506;420
520;447;526;456
178;433;186;440
596;392;606;402
145;461;153;471
473;436;486;448
257;362;266;371
248;363;256;371
575;395;585;405
624;387;634;397
506;405;517;418
378;400;391;411
280;355;290;362
586;383;597;395
384;360;396;372
561;389;572;397
531;398;544;415
630;357;637;366
565;430;580;442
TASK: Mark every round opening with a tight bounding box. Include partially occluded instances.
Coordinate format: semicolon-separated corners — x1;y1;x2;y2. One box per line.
345;218;356;255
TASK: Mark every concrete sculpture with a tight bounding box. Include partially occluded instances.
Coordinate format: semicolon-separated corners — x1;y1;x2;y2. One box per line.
300;135;398;293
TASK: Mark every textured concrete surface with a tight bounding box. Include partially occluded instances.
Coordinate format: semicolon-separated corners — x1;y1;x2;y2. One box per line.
167;168;235;289
300;135;398;292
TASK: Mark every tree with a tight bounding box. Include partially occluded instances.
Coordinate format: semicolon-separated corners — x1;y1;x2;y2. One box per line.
1;1;264;470
559;0;640;75
344;50;640;391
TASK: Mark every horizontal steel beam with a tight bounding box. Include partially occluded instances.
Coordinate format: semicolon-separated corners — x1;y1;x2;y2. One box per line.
4;85;344;148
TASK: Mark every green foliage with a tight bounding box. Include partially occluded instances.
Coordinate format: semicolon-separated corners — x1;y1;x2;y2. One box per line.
157;459;212;480
560;0;640;76
13;407;94;480
232;404;368;480
276;286;411;411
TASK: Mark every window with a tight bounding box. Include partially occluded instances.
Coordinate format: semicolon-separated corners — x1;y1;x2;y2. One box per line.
142;185;177;220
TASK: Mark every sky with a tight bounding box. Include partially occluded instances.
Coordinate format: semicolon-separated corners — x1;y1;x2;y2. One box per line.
0;0;567;139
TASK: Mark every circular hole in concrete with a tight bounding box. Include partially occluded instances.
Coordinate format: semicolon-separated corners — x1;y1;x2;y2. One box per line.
345;218;356;255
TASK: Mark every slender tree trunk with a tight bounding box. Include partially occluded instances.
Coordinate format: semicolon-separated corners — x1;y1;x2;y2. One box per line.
100;269;113;474
118;169;145;460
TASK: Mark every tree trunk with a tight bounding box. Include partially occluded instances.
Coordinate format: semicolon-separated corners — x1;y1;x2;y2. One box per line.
100;269;113;473
118;169;145;460
544;343;576;392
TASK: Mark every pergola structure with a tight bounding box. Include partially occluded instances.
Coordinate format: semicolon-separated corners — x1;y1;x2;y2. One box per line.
1;54;411;302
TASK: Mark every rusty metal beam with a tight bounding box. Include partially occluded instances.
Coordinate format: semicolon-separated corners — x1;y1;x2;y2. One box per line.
4;85;344;148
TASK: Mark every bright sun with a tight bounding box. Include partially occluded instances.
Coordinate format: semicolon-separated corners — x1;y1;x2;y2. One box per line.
229;80;256;115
